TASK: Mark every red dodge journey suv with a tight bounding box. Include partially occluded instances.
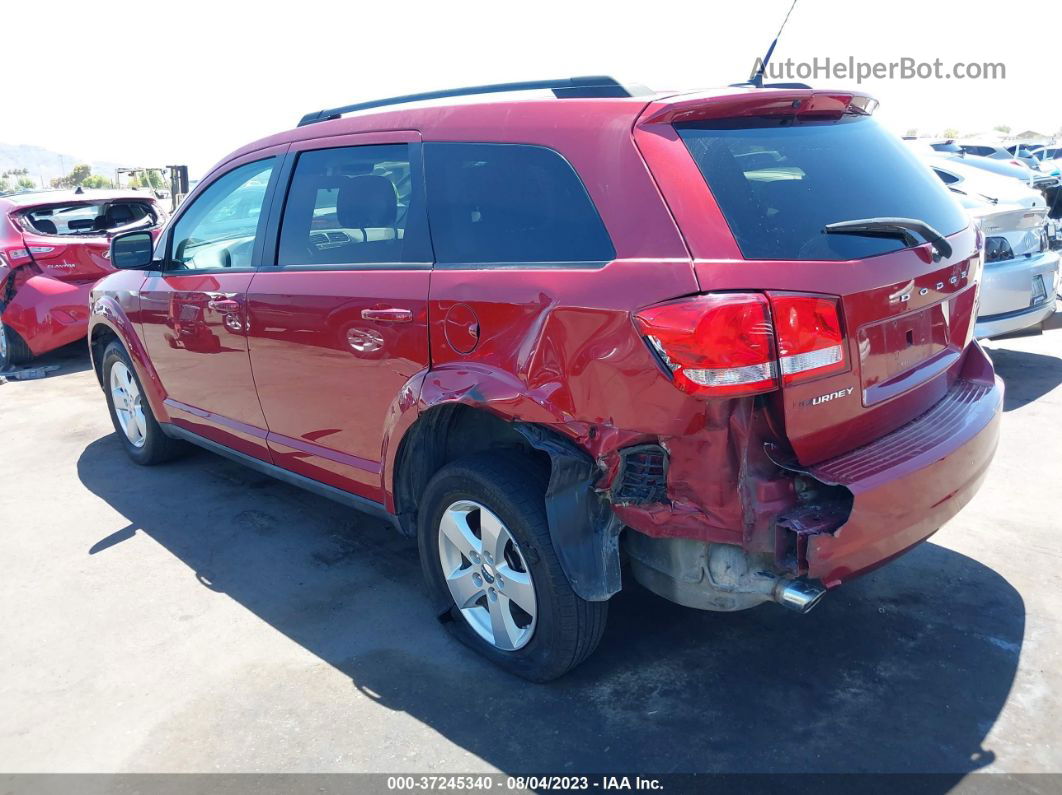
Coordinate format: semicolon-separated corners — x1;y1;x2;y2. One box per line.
88;77;1002;680
1;189;165;369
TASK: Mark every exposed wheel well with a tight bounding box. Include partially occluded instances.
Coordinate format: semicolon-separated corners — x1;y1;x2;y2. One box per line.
391;404;551;535
89;325;120;386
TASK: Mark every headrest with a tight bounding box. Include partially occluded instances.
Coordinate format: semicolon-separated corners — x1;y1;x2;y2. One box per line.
336;174;397;229
107;204;135;224
33;218;58;235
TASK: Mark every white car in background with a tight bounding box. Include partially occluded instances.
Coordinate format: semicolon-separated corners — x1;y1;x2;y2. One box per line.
923;155;1062;246
1031;145;1062;177
957;192;1059;338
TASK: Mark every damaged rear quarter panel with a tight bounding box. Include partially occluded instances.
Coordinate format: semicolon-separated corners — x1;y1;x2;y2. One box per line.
421;260;801;588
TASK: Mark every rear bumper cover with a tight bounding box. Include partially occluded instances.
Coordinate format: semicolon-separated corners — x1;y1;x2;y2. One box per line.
975;249;1059;339
0;274;94;356
803;345;1002;587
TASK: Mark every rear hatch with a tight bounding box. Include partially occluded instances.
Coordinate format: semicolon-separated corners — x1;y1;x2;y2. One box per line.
640;90;981;465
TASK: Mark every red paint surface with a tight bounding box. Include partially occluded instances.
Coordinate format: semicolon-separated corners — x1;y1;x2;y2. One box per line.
1;191;163;357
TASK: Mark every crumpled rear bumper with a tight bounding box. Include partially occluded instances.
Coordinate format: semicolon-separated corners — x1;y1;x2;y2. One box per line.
0;274;94;356
804;344;1002;586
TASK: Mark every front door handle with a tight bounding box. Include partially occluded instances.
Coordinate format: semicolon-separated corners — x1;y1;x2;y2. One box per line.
361;307;413;323
208;298;241;313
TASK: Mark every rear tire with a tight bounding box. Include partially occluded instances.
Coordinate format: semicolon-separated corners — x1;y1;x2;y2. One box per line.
102;341;186;465
0;319;33;371
418;452;608;682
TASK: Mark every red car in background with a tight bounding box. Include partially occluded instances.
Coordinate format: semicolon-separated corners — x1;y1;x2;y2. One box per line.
0;189;165;369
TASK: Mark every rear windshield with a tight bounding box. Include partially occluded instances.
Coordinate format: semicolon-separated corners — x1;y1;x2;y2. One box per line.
22;200;158;236
677;117;968;261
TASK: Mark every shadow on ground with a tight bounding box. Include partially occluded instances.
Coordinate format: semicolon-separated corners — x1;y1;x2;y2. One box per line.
2;340;92;380
986;344;1062;411
77;434;1024;776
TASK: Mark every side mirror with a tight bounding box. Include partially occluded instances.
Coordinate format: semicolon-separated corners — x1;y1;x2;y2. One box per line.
110;230;155;270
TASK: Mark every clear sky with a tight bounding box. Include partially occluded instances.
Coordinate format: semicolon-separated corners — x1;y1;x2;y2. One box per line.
3;0;1054;178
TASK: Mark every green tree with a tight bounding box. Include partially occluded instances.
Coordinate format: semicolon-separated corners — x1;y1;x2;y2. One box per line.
142;168;164;188
81;175;113;188
67;164;92;186
0;177;11;193
943;127;960;139
994;124;1011;135
51;163;99;188
904;128;919;138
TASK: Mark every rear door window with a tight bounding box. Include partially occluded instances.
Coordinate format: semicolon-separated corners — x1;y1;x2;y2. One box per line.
677;117;968;261
424;142;614;265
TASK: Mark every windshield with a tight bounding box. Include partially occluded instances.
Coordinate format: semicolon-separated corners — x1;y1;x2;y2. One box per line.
677;117;968;260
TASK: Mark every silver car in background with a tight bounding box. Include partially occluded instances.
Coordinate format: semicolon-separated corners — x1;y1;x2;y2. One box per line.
960;194;1060;338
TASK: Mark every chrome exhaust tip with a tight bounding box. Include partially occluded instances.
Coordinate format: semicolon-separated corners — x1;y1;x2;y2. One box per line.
774;579;827;614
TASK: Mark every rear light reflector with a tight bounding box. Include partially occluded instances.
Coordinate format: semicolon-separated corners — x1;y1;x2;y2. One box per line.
635;292;848;398
634;293;776;397
768;293;848;385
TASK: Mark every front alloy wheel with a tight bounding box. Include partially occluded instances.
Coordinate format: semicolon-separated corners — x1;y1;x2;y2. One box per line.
101;341;186;465
109;360;147;448
438;500;537;651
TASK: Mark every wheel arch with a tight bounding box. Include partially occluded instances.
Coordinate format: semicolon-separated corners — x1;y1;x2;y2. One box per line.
88;306;170;424
389;397;623;602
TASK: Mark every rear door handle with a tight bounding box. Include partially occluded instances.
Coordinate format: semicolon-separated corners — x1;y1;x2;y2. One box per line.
361;307;413;323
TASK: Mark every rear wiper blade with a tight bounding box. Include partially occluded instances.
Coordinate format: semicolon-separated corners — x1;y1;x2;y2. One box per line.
823;217;953;261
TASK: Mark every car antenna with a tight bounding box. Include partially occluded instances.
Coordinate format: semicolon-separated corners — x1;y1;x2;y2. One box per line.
743;0;800;88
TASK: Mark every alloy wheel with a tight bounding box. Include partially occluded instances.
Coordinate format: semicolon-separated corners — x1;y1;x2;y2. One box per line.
437;499;538;651
109;361;147;448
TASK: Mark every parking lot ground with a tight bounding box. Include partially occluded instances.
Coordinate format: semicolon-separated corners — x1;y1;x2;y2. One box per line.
0;331;1060;776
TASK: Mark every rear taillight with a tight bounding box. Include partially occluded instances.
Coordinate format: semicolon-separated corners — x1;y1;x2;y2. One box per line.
635;293;776;397
768;293;847;385
985;236;1014;263
635;292;848;398
0;246;31;266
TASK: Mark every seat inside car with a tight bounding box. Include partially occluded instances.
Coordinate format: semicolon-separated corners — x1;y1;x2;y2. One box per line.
93;203;136;231
285;173;402;265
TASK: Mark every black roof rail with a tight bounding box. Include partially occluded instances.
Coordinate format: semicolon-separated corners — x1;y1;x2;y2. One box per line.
297;76;632;127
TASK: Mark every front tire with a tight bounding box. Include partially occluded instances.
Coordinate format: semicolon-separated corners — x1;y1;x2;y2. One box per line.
102;341;186;465
418;452;608;681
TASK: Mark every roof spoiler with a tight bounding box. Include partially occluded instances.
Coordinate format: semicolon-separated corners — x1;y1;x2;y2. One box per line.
641;90;879;126
297;76;633;127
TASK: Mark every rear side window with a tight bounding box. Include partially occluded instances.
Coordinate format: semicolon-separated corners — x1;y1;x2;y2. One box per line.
277;144;431;267
933;169;960;185
424;143;614;265
678;118;968;261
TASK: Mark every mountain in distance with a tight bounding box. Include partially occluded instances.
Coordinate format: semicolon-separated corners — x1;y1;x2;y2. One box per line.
0;143;125;187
